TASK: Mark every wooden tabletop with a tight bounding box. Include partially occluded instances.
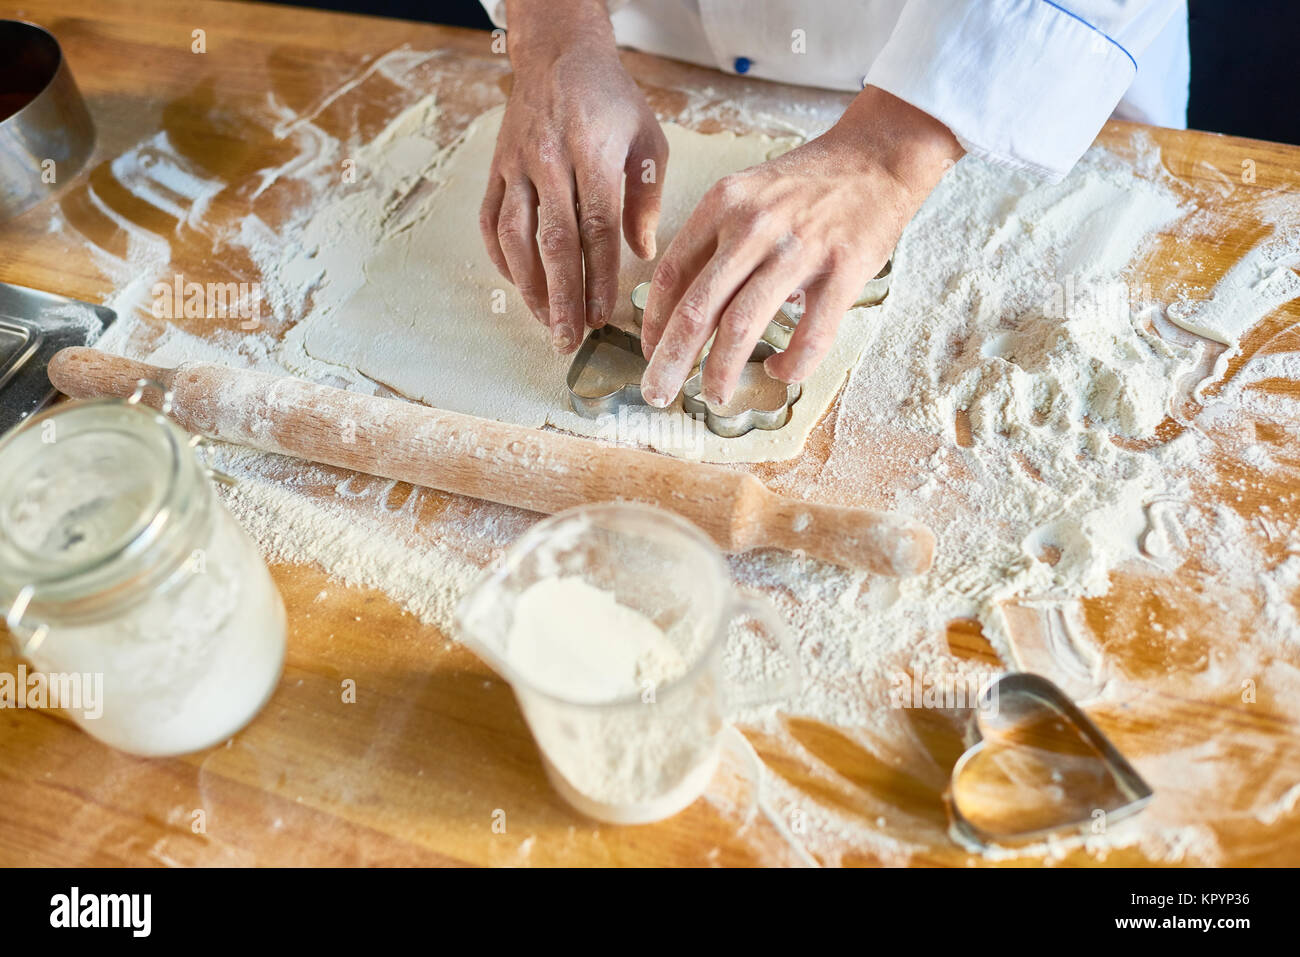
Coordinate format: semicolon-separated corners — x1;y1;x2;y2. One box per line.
1;0;1298;867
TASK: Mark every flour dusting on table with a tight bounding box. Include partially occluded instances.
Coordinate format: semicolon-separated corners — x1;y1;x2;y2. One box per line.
58;53;1300;866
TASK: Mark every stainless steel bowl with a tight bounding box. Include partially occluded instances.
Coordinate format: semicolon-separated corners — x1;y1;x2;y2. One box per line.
0;21;94;220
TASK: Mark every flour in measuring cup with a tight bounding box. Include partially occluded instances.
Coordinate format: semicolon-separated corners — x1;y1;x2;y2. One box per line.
505;577;686;703
503;578;719;819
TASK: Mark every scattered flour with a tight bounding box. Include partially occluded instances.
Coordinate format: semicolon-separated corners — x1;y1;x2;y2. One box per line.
1166;191;1300;348
49;49;1300;866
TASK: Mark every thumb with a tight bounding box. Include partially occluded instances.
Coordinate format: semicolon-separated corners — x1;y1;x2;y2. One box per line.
623;131;668;260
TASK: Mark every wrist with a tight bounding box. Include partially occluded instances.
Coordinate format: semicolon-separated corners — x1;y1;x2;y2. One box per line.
505;0;617;73
826;85;964;202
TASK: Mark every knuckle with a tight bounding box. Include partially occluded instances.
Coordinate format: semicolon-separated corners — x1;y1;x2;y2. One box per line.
578;205;617;242
538;224;575;257
721;306;756;337
823;249;854;276
674;297;710;331
532;138;565;170
497;210;529;246
827;244;864;276
652;259;680;294
771;231;804;261
713;174;746;207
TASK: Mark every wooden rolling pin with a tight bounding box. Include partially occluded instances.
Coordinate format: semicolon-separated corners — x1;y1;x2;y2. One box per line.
49;348;935;576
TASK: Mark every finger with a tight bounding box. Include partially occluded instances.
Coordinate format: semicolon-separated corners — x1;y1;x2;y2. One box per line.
478;173;511;282
639;215;717;361
641;242;768;408
763;263;861;384
534;169;586;353
701;257;799;406
575;164;621;329
496;179;550;325
623;127;668;260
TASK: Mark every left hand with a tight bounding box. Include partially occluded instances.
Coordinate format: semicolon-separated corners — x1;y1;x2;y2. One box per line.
639;87;964;408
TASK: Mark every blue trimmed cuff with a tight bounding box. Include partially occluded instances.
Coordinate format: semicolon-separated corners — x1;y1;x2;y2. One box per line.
866;0;1138;181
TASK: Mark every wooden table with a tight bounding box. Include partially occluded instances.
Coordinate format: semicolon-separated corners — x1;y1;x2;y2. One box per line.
1;0;1297;866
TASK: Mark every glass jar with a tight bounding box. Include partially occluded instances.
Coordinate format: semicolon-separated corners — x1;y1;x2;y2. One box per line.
0;390;286;756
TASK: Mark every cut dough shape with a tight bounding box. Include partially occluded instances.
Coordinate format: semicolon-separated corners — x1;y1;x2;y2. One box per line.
300;107;876;463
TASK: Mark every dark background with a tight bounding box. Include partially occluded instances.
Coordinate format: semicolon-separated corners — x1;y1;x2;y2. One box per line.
266;0;1299;145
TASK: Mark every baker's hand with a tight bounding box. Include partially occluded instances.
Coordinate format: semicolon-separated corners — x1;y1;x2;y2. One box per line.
639;87;963;408
480;0;668;354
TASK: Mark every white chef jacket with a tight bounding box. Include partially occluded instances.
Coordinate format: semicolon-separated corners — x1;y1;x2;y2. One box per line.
480;0;1189;182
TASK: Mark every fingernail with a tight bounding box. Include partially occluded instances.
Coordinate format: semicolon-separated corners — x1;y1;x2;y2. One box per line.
641;381;670;408
587;299;605;328
552;326;576;353
641;231;657;259
764;355;798;383
537;307;551;327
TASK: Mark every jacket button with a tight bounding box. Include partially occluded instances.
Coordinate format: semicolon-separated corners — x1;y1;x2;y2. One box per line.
733;56;752;74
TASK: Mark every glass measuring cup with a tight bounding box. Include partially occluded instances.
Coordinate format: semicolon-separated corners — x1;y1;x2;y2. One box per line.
456;502;799;824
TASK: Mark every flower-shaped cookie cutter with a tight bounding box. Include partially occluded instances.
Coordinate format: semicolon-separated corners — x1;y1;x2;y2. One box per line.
629;255;892;352
608;266;886;437
766;257;893;350
627;282;804;437
681;340;801;438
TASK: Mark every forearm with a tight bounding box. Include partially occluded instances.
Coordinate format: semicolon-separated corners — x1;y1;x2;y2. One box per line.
504;0;618;71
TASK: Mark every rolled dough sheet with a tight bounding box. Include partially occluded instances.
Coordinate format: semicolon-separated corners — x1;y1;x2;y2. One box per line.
299;107;876;463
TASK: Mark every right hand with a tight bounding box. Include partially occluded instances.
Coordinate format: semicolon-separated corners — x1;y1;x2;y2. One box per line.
479;2;669;354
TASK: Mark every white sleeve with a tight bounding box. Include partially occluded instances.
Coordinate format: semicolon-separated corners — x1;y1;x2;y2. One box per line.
865;0;1183;182
477;1;630;29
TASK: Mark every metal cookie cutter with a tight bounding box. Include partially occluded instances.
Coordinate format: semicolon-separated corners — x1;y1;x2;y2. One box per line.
681;340;801;438
630;280;650;326
945;672;1153;850
565;325;649;418
627;281;803;438
854;256;894;308
767;257;893;350
628;255;892;351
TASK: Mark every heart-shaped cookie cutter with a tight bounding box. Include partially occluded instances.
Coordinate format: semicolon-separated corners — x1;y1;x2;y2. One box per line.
946;672;1153;850
681;340;801;438
565;325;650;418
